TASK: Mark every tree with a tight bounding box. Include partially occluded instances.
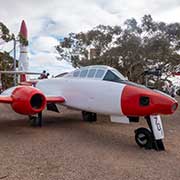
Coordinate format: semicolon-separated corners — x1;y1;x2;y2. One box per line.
0;22;13;42
56;15;180;87
0;22;16;89
0;52;14;89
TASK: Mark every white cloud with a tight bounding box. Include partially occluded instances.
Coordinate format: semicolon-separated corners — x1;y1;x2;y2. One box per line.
29;51;74;76
31;36;59;53
1;0;179;37
0;40;13;52
0;0;179;74
155;6;180;23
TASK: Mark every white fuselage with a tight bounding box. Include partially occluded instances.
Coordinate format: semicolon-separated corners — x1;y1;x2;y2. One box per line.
36;77;125;116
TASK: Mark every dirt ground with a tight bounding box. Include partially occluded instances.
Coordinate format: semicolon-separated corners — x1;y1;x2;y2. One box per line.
0;98;180;180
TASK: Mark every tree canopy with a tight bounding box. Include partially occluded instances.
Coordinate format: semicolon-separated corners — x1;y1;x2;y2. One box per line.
56;14;180;88
0;22;15;89
0;22;28;89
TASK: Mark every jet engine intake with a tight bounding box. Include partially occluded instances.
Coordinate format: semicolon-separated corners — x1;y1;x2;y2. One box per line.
30;94;44;109
11;86;46;115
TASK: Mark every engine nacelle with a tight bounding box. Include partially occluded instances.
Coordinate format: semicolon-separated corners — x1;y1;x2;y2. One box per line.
11;86;46;115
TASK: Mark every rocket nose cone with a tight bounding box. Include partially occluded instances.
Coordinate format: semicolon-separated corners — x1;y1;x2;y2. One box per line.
20;20;27;39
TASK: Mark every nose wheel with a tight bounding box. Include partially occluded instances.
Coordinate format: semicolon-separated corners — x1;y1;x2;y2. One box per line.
135;128;154;149
135;116;165;151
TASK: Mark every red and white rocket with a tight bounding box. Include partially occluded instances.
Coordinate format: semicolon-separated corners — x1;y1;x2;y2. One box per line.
19;20;29;82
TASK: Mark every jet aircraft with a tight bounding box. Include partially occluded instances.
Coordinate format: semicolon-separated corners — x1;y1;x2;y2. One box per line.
0;65;178;151
0;20;178;151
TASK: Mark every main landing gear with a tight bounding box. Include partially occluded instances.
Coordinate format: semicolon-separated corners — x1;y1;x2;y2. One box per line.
135;115;165;151
29;112;43;127
82;111;97;122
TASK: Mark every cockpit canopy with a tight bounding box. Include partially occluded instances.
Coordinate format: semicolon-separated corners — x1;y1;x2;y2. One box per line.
64;65;127;82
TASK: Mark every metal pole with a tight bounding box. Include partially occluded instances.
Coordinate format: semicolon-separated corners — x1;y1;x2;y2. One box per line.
13;38;16;86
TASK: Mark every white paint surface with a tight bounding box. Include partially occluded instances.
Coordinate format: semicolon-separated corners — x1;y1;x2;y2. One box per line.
36;77;126;116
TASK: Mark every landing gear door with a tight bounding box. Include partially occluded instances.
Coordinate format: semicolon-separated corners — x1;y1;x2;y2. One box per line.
150;115;164;140
110;115;130;124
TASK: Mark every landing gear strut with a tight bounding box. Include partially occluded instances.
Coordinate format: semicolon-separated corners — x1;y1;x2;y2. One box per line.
29;112;43;127
82;111;97;122
135;115;165;151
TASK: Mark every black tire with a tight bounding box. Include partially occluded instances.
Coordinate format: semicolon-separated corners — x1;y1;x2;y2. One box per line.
28;112;42;127
82;111;97;122
28;116;38;127
135;128;154;149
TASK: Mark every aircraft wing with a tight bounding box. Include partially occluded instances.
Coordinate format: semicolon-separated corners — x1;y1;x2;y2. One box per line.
0;86;66;115
0;95;65;104
46;96;65;112
46;96;65;103
0;96;13;103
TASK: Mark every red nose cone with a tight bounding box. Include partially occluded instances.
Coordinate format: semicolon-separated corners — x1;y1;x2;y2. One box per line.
121;85;178;116
20;20;27;39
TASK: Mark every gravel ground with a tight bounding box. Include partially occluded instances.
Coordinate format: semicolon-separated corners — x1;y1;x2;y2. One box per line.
0;97;179;180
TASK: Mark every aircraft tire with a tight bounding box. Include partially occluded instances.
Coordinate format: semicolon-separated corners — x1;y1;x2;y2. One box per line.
82;111;97;122
29;116;38;126
135;127;153;149
28;112;42;127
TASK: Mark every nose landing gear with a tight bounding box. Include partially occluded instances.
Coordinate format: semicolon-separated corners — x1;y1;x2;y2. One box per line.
135;115;165;151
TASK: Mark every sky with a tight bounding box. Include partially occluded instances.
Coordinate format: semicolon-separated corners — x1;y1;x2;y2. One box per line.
0;0;180;76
